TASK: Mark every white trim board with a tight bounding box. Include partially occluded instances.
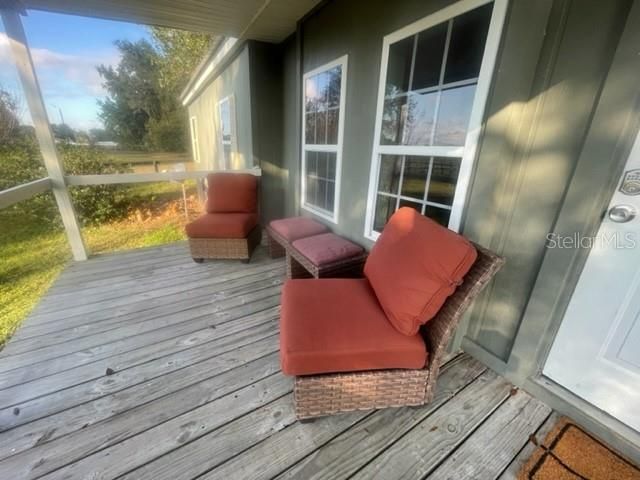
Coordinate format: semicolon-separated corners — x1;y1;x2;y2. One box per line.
363;0;509;241
0;178;52;209
300;54;348;224
189;116;200;164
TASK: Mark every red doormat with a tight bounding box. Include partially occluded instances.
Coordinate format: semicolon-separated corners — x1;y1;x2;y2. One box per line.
518;417;640;479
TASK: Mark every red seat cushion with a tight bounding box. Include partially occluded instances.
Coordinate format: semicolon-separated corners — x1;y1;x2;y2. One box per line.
291;233;364;266
364;207;477;336
269;216;329;242
185;213;258;239
206;173;258;213
280;278;428;376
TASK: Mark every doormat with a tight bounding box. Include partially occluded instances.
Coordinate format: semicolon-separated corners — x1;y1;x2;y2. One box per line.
518;417;640;479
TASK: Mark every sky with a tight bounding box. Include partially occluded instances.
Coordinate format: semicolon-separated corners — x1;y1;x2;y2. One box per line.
0;10;150;131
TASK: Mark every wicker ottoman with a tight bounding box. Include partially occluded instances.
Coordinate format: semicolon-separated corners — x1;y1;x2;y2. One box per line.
287;232;367;279
265;217;329;258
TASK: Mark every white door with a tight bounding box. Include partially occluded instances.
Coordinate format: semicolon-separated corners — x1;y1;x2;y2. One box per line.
544;130;640;432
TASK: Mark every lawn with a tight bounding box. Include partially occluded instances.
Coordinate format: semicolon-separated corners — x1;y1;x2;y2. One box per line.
0;181;201;346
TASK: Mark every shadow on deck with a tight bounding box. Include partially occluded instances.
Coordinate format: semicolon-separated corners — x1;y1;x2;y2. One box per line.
0;242;553;479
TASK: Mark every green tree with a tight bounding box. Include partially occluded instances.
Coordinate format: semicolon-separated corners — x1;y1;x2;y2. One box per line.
97;39;161;148
146;27;213;152
97;30;212;152
0;87;19;143
51;123;76;142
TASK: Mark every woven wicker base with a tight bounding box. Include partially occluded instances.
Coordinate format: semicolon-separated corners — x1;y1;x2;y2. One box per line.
290;243;505;420
294;369;429;419
265;226;287;258
188;226;261;261
286;250;367;279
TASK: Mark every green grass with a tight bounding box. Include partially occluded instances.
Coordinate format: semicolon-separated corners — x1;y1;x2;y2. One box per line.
0;184;196;347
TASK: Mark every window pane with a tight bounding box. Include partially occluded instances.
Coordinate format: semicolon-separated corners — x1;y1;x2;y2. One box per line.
399;198;423;213
412;22;448;90
424;205;451;227
385;36;414;96
378;155;402;194
381;95;407;145
327;108;339;144
316;152;327;179
305;76;318;112
318;179;327;210
306;175;318;205
327;152;337;179
405;91;438;145
315;110;327;145
374;195;395;231
220;100;231;137
444;3;492;84
427;157;460;206
316;72;329;105
327;181;335;212
328;67;342;108
434;84;475;146
305;113;316;144
306;151;318;176
401;156;429;199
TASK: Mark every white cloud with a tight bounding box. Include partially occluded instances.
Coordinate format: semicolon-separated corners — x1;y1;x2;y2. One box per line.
0;32;118;97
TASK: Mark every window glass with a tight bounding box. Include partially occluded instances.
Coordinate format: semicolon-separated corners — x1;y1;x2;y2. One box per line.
378;155;402;194
412;22;448;90
433;84;476;146
374;194;396;232
303;60;345;218
219;99;231;141
370;3;495;234
424;204;451;226
374;155;456;229
378;3;493;148
443;3;492;84
404;92;438;145
427;157;460;206
400;156;429;199
385;36;414;96
381;96;407;145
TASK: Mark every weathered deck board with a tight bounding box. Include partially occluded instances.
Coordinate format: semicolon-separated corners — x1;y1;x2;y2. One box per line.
0;243;553;479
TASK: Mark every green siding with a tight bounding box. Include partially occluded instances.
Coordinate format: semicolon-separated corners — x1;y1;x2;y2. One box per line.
187;45;253;170
247;41;285;223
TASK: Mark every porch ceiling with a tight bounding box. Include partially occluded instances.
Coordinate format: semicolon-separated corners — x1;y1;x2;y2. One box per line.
19;0;321;42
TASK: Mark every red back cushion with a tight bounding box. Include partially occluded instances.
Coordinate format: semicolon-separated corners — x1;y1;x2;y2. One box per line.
205;173;258;213
364;207;477;336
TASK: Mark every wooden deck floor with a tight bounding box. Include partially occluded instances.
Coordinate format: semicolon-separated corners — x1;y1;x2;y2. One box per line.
0;242;554;479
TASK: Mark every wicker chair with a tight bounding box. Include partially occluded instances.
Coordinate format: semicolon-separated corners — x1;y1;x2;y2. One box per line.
292;242;504;420
185;173;261;263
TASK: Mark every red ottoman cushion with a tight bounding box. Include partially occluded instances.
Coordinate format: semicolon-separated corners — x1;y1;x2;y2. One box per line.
364;207;477;336
269;216;329;242
292;233;363;266
206;173;258;214
185;213;258;239
280;278;428;376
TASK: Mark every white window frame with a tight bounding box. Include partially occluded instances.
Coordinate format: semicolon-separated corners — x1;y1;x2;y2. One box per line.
364;0;508;240
217;94;237;170
301;55;348;224
189;116;200;164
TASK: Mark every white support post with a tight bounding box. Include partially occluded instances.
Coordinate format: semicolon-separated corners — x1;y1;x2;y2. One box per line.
1;7;88;260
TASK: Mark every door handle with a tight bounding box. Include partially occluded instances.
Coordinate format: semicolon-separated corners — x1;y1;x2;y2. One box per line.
608;204;636;223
